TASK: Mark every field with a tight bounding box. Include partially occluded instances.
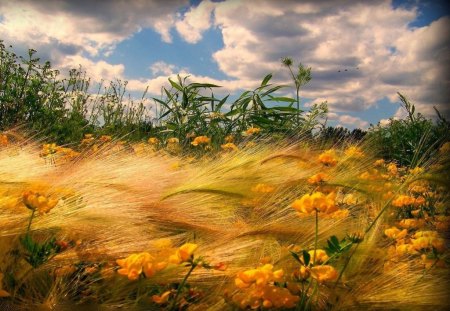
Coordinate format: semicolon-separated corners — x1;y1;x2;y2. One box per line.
1;44;449;310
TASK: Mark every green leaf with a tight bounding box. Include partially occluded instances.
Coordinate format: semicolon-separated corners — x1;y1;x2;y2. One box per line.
302;250;311;266
168;78;183;92
290;251;302;263
260;74;272;87
268;96;296;103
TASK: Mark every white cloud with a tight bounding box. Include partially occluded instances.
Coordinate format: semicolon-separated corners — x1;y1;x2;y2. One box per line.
204;0;449;119
150;61;179;77
0;0;188;58
175;0;216;43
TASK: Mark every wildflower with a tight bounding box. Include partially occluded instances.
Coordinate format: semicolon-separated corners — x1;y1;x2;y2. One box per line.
221;142;238;151
99;135;112;142
167;137;179;144
22;190;58;214
152;290;171;304
225;135;234;143
420;254;446;269
318;149;338;166
291;192;338;215
251;183;275;193
310;265;338;283
116;252;167;281
392;195;416;207
306;249;329;264
307;172;329;185
0;272;10;297
387;163;398;175
397;218;426;230
374;159;385;166
245;127;261;135
344;146;364;158
191;136;211;146
148;137;160;144
384;226;408;240
235;264;283;289
0;134;8;146
169;243;198;264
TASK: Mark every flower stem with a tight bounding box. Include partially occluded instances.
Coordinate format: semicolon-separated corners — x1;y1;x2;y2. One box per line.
314;209;318;263
169;262;197;311
26;209;36;234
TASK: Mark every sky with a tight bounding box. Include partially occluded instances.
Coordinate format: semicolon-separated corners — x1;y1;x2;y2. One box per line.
0;0;449;129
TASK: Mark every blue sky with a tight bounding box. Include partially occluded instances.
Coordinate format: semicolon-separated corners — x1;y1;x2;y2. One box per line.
1;0;448;129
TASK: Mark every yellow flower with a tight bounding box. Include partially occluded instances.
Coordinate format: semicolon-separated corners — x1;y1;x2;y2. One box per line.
152;290;171;304
318;149;338;166
167;137;179;144
374;159;385;166
384;226;408;240
116;252;166;280
225;135;234;143
221;142;239;151
392;195;416;207
387;163;398;175
191;136;211;146
307;249;329;264
397;218;426;229
344;146;364;158
291;192;338;215
307;172;329;185
148;137;160;144
310;265;338;283
245;127;261;135
0;134;8;146
0;272;10;297
169;243;198;264
99;135;112;142
235;264;283;289
22;190;58;214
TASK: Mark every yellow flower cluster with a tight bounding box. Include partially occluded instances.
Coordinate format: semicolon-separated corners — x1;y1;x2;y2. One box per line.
148;137;160;145
0;134;8;146
116;252;168;281
40;143;80;160
309;265;338;283
291;192;338;215
225;135;234;143
318;149;338;166
191;136;211;146
245;127;261;135
22;190;59;214
387;230;446;261
344;146;364;158
169;243;198;264
221;142;238;151
387;163;398;175
307;172;329;185
117;243;199;281
167;137;179;144
392;195;424;207
384;226;408;240
232;264;299;309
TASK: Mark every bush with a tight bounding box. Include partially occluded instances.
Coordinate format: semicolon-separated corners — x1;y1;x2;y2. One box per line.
367;93;450;167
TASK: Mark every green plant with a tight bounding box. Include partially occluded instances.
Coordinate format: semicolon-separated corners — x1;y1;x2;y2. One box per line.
367;92;450;167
